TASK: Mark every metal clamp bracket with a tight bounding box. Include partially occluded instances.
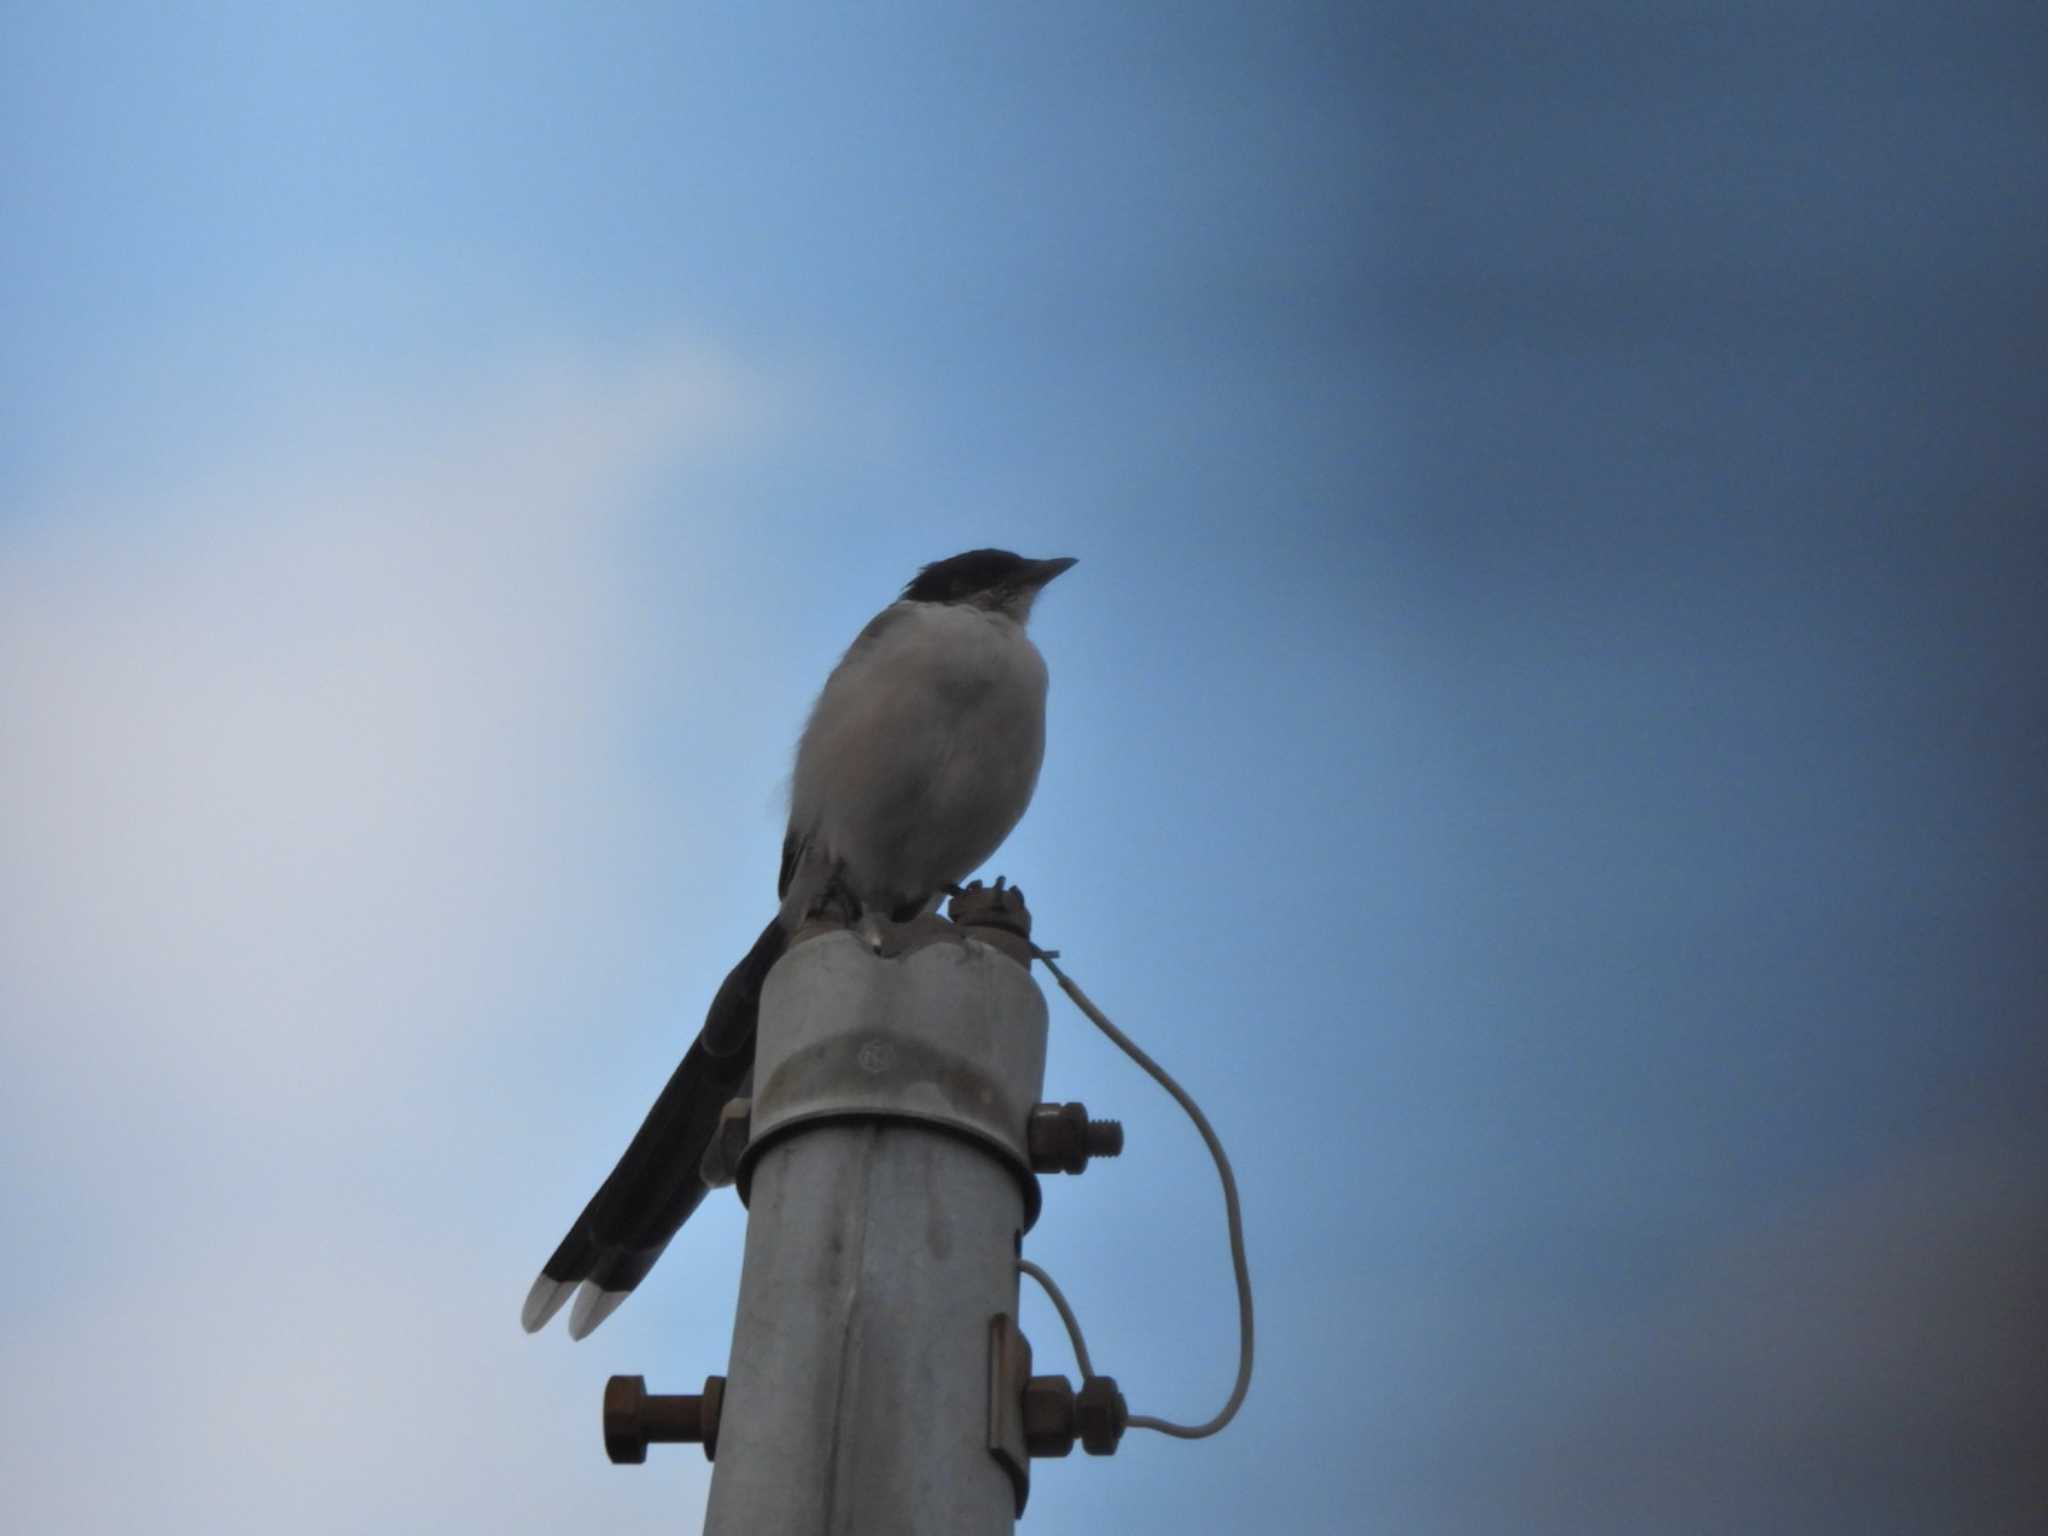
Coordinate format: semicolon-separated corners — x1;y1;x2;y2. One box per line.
988;1312;1129;1515
738;934;1051;1225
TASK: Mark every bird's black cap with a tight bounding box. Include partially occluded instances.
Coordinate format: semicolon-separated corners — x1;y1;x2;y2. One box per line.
901;549;1077;606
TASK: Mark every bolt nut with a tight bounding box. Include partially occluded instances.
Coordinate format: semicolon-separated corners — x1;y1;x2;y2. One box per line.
1075;1375;1128;1455
948;876;1032;932
948;879;1035;964
603;1374;724;1465
1028;1103;1123;1174
699;1374;725;1459
1021;1374;1077;1458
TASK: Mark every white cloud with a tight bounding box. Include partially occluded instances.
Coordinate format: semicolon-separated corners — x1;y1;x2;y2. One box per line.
2;341;771;1127
0;336;797;1535
0;1219;712;1534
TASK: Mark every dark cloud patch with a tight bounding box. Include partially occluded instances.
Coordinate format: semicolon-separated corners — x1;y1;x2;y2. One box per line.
1375;1127;2048;1533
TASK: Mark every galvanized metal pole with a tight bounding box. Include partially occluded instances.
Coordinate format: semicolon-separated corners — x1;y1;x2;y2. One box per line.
702;924;1048;1536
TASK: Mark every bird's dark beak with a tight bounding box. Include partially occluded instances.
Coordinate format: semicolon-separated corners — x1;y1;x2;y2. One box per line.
1027;556;1078;587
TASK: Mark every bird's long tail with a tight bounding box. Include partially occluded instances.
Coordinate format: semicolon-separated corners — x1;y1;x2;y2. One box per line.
521;916;788;1339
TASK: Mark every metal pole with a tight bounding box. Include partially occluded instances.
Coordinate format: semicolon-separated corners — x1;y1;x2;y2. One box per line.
702;925;1048;1535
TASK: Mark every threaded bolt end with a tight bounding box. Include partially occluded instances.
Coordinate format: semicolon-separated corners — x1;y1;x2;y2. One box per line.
1085;1119;1124;1158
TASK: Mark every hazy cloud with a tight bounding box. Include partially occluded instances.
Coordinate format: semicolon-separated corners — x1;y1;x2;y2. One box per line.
0;337;793;1535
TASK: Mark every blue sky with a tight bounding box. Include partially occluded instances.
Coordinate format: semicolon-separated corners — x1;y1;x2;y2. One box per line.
4;5;2043;1532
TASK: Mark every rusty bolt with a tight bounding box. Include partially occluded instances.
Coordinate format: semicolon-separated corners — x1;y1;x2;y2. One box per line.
1027;1103;1124;1174
947;878;1035;964
1075;1375;1128;1455
1021;1374;1077;1458
1021;1373;1127;1459
603;1374;724;1464
948;876;1032;932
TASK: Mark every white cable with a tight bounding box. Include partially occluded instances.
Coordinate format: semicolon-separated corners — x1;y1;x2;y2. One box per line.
1016;1257;1095;1380
1032;944;1254;1440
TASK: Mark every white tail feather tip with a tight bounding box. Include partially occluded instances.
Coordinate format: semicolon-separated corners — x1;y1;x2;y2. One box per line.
521;1274;576;1334
567;1282;630;1340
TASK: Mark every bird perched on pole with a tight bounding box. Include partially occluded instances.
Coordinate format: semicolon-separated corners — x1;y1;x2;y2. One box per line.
523;548;1077;1339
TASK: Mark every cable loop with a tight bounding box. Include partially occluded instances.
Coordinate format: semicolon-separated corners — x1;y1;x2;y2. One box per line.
1028;943;1254;1439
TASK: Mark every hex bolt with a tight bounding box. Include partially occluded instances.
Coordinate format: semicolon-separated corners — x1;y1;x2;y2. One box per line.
1019;1373;1127;1460
1074;1375;1129;1455
603;1374;725;1464
1020;1374;1077;1458
1027;1103;1124;1174
947;878;1036;964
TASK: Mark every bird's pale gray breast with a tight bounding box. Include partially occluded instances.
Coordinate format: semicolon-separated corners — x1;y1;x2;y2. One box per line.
789;601;1049;910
